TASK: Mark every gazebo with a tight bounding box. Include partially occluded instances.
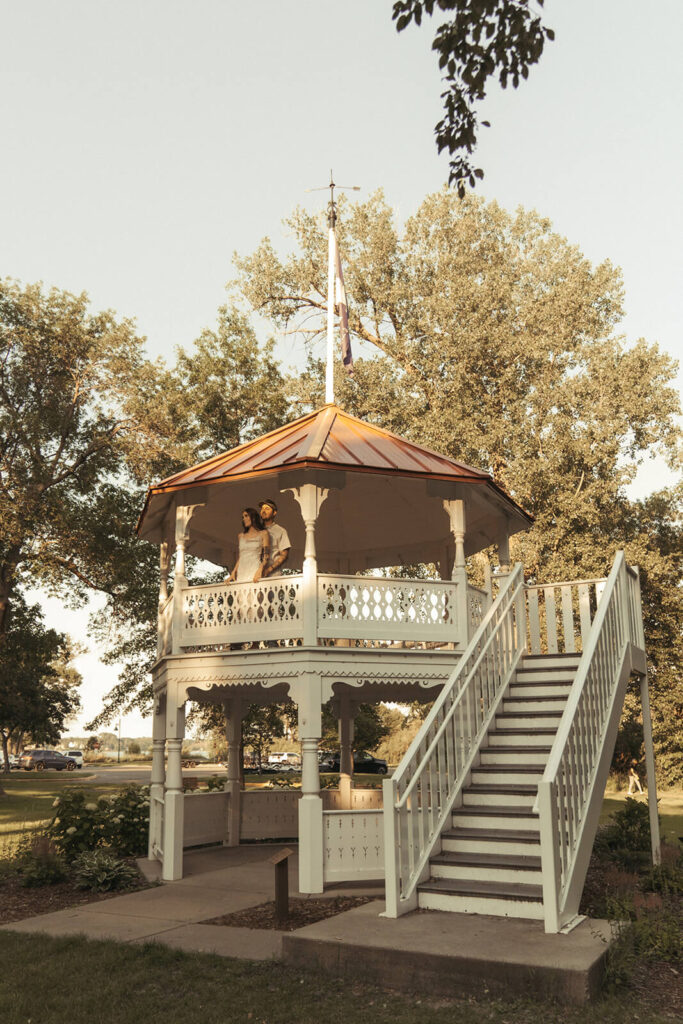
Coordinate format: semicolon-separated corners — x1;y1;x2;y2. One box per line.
138;403;532;892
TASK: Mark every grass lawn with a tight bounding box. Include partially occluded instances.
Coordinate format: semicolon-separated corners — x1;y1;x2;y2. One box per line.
0;932;675;1024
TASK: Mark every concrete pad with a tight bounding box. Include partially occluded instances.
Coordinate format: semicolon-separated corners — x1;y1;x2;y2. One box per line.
282;902;613;1005
1;907;186;943
135;923;282;960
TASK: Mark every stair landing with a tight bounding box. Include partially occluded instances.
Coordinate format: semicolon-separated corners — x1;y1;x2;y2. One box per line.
283;899;613;1005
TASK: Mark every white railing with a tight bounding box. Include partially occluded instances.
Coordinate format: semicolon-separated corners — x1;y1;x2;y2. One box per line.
383;566;526;917
525;577;606;655
318;574;460;644
467;583;489;634
536;553;646;932
180;577;304;647
323;809;384;883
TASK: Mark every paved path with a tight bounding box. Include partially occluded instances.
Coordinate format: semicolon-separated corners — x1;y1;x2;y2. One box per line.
1;845;381;962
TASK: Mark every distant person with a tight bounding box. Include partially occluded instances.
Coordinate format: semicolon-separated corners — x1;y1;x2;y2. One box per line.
259;498;291;577
628;761;644;795
226;508;270;583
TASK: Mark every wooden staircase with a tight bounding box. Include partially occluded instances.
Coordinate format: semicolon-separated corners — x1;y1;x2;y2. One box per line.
417;653;579;919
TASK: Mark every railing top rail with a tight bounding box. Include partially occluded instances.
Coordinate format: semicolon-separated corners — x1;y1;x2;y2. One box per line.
467;583;488;595
540;551;627;785
159;592;173;612
391;564;524;804
318;573;456;586
524;576;608;590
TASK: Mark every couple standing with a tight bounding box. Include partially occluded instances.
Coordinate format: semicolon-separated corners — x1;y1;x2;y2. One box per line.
226;498;290;584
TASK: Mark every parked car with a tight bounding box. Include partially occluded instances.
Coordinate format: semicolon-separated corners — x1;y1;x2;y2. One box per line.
319;751;388;775
19;749;76;771
58;749;84;768
2;753;20;770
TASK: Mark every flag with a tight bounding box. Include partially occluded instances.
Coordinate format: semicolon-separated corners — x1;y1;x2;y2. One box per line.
334;232;353;375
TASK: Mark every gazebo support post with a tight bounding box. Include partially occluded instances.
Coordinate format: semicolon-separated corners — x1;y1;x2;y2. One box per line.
295;672;324;893
162;692;185;881
338;695;355;810
171;504;203;655
287;484;329;647
223;697;244;847
444;499;469;647
148;692;166;860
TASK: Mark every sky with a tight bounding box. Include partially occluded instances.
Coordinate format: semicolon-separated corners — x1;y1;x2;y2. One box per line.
2;0;681;736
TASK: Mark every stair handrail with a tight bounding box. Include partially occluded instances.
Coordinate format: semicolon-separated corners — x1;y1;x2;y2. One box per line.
383;564;526;917
536;551;645;932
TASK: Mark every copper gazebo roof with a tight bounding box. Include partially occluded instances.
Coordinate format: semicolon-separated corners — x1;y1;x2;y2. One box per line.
138;404;532;571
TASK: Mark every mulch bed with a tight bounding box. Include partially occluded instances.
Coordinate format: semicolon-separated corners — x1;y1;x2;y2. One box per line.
204;895;376;931
0;874;151;924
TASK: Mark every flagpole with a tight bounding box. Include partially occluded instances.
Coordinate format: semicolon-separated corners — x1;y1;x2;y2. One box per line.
325;193;336;405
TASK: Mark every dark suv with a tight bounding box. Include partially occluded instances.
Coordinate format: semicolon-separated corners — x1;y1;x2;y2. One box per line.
319;751;388;775
19;749;76;772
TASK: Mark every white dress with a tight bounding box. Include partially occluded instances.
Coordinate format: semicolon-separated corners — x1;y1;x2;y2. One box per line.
235;532;266;582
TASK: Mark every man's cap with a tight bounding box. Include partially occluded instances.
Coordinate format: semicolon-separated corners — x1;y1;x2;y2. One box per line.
259;498;278;512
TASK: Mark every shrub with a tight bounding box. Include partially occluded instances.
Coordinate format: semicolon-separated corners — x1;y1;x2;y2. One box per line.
102;785;150;857
205;776;226;792
73;850;140;892
48;784;150;859
19;836;68;888
48;790;109;857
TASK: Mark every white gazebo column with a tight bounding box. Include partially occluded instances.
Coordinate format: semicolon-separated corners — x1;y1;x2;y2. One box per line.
157;541;172;657
287;484;329;647
148;692;166;860
293;672;324;893
171;504;203;655
223;697;244;847
444;499;469;646
337;694;355;810
162;690;186;881
497;532;511;577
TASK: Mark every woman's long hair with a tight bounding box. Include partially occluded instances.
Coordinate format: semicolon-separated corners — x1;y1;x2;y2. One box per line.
242;507;264;533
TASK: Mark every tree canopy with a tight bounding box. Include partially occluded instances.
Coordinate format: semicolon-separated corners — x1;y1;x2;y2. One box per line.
235;189;682;781
0;597;81;772
392;0;554;192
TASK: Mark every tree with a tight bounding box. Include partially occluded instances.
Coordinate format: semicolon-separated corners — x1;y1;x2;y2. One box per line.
235;189;682;782
86;304;292;727
0;597;81;775
0;278;181;640
392;0;554;193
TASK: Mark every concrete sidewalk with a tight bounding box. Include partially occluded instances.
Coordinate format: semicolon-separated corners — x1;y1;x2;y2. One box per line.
0;844;613;1003
0;845;381;962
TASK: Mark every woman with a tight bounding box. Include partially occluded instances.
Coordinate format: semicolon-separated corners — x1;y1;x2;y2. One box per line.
227;508;270;583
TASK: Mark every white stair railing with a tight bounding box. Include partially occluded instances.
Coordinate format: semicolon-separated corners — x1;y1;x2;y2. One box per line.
536;552;647;933
383;565;526;917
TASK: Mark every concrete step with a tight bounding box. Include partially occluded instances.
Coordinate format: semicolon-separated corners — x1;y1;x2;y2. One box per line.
430;850;542;885
442;826;541;857
418;877;544;919
463;785;537;808
480;745;551;765
471;765;543;786
451;805;540;831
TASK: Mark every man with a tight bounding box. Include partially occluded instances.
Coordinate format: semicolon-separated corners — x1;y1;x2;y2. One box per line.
259;498;291;578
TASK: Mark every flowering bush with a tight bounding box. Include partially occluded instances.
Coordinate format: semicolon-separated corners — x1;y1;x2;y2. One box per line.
48;785;150;859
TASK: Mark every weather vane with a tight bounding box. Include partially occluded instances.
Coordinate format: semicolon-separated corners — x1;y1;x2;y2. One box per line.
305;169;360;227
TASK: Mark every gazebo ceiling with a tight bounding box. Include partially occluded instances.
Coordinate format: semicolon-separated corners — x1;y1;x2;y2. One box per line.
137;404;532;571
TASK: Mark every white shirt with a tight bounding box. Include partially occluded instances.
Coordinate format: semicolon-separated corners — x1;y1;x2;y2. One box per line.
265;522;291;576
